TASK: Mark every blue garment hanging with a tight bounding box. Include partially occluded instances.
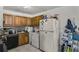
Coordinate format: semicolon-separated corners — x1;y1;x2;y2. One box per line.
65;19;75;32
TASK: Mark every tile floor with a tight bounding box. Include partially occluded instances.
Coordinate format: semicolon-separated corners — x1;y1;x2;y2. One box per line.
8;44;41;52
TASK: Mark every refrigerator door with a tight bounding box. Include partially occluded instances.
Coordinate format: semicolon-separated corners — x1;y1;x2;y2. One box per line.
40;31;58;52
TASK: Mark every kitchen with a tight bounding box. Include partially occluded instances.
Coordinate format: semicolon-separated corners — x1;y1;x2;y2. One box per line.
2;8;43;52
0;6;59;52
0;6;79;52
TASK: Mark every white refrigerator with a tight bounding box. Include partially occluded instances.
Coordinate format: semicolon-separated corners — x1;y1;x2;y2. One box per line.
39;18;59;52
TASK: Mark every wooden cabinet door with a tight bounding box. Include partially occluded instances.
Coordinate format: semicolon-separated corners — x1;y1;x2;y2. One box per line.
31;17;37;26
26;17;31;26
19;33;29;45
21;17;27;26
3;14;32;27
21;17;25;26
20;17;31;26
19;17;23;26
31;15;43;26
31;18;34;26
35;16;43;26
13;16;21;26
14;16;28;26
3;14;13;27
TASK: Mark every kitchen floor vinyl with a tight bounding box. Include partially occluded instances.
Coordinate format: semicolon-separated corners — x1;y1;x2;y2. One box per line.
8;44;41;52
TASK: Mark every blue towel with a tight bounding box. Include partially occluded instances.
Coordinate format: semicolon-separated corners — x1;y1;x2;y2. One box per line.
72;33;79;41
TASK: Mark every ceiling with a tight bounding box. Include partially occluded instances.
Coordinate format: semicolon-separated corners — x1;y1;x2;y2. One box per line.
3;6;59;15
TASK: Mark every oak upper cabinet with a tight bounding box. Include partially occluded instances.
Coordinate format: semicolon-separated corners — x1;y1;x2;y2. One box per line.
20;17;32;26
13;16;32;26
3;14;13;27
21;17;26;26
13;16;25;26
3;14;32;27
32;15;43;26
21;17;27;26
26;17;32;26
13;16;21;26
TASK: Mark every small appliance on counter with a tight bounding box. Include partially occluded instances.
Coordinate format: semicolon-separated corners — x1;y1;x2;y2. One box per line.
25;27;33;32
8;29;16;34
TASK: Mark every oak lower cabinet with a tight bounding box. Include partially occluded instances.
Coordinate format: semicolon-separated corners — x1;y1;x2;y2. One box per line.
18;33;29;45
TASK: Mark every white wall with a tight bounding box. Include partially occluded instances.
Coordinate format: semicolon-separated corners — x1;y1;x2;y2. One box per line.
73;7;79;28
0;7;3;29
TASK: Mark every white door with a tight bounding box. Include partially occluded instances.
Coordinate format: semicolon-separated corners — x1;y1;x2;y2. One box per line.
40;31;46;51
29;32;32;44
44;32;55;52
31;33;39;48
40;31;58;52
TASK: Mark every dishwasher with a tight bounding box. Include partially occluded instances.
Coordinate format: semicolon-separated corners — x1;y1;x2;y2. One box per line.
31;32;39;48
